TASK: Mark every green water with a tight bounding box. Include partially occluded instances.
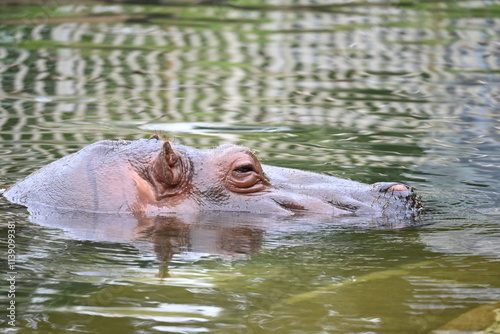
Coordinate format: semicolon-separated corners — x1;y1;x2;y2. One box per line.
1;1;500;333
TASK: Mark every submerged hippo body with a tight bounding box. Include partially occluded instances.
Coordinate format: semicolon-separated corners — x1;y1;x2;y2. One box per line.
4;137;422;219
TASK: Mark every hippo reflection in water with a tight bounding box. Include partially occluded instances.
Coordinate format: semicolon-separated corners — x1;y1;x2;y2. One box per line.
4;136;422;220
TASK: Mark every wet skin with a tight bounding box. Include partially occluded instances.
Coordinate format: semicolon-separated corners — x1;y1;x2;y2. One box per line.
3;137;422;219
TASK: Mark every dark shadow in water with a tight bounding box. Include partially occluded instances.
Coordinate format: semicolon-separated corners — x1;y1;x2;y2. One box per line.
0;13;176;25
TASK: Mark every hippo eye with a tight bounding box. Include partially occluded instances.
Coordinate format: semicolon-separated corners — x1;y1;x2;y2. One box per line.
226;155;270;194
234;166;254;174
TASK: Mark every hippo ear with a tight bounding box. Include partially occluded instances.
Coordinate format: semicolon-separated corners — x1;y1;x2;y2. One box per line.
160;141;179;168
150;141;186;199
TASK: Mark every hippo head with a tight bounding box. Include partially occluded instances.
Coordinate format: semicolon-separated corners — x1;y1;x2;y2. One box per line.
4;137;422;222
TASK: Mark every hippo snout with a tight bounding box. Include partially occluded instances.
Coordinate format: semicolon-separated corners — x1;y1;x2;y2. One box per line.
370;182;422;216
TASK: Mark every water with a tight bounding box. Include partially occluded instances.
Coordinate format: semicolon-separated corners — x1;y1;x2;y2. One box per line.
1;0;500;333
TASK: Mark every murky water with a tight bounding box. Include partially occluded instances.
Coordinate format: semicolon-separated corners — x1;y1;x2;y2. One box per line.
1;1;500;333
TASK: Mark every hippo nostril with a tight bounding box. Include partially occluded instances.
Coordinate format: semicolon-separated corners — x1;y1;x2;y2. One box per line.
372;182;413;195
387;184;409;192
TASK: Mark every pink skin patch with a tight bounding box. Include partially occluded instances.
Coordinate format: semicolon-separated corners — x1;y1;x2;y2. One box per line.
388;184;408;192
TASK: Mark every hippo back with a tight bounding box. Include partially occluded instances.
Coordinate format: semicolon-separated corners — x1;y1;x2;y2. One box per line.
4;140;160;213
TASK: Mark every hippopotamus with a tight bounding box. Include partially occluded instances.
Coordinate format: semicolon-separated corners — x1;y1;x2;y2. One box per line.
3;136;422;219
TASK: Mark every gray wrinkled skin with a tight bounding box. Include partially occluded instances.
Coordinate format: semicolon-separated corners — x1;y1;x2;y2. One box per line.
4;138;422;223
